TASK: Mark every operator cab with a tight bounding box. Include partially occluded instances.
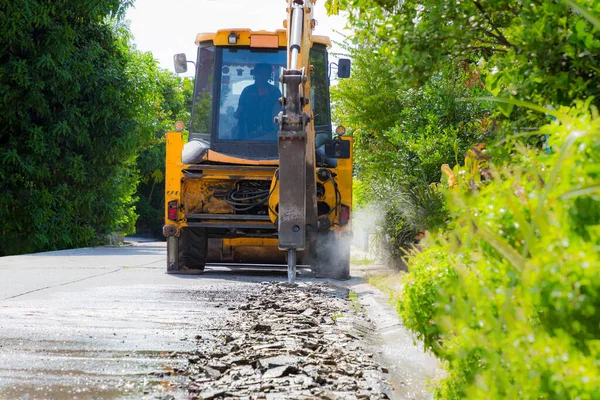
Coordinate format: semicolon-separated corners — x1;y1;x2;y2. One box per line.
174;29;338;164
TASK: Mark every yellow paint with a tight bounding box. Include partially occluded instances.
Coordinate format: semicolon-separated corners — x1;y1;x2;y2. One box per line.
312;35;331;48
267;170;279;224
184;168;278;214
285;1;314;74
164;131;186;230
267;148;355;231
196;29;287;47
333;136;354;232
194;29;331;48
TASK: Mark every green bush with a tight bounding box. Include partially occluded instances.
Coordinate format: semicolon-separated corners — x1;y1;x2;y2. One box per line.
134;138;166;237
327;1;600;397
398;102;600;398
333;48;491;257
0;1;169;255
397;241;458;351
328;0;600;120
134;76;193;237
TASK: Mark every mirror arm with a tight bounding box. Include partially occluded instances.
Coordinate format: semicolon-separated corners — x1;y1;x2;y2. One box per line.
328;62;338;79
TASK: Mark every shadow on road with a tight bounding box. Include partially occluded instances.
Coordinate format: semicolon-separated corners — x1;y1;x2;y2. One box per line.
167;265;362;289
168;265;312;282
27;245;166;257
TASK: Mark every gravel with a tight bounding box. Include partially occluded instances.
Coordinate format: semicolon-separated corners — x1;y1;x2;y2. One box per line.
180;281;391;400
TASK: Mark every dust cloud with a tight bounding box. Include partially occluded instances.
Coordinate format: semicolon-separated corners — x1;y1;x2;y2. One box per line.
350;204;386;263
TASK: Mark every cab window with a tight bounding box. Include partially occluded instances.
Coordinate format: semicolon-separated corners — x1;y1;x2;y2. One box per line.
190;45;215;141
216;48;286;142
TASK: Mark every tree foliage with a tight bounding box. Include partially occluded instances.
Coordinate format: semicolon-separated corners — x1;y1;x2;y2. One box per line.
399;101;600;399
328;0;600;397
135;76;193;237
0;0;167;255
329;0;600;118
333;40;491;253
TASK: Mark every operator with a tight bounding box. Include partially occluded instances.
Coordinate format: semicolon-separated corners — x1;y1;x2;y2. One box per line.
235;63;282;141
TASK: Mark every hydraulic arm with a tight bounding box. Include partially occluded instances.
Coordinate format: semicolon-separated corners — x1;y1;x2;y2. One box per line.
277;0;318;282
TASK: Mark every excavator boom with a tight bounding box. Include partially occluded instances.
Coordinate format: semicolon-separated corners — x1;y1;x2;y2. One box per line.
277;0;318;282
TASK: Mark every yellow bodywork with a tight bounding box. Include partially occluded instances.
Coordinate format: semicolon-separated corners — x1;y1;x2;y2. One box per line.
266;136;353;233
165;23;352;265
195;29;331;49
165;131;184;223
164;131;353;259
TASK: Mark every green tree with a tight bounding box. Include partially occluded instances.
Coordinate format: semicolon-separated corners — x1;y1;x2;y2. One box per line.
329;0;600;119
333;40;490;253
398;99;600;400
134;76;193;237
327;0;600;397
0;0;163;255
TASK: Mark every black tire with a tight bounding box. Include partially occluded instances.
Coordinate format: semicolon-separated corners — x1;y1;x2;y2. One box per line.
312;230;351;280
167;227;208;273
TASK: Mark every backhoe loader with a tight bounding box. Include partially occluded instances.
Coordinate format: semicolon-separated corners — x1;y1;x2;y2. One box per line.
163;0;352;281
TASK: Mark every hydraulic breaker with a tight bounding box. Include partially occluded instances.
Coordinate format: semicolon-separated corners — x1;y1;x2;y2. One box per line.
277;0;315;282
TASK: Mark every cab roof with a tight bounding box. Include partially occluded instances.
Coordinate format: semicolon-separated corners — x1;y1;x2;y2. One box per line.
195;29;331;48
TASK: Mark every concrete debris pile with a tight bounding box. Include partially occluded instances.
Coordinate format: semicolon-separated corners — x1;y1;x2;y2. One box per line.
186;282;390;399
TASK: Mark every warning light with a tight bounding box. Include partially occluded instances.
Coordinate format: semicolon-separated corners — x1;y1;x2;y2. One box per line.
335;126;346;136
228;32;239;44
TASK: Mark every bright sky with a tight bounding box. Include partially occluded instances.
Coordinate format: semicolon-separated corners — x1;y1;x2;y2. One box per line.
125;0;349;76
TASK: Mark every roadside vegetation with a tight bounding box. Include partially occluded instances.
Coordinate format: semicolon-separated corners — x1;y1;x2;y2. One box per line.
329;0;600;397
134;76;193;237
2;0;599;396
0;0;189;255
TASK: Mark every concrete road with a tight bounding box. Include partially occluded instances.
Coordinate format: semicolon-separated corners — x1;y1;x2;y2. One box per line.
0;240;439;399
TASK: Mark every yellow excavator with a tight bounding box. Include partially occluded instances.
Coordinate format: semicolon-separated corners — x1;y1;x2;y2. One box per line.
163;0;352;281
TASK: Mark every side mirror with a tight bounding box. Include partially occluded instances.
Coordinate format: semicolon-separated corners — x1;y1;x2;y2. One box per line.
174;53;188;74
324;138;351;159
337;58;351;79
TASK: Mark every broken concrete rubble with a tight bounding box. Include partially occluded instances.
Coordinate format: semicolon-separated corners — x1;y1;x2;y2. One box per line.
182;282;391;399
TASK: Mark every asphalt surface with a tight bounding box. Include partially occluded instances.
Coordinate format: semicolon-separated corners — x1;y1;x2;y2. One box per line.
0;239;439;399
